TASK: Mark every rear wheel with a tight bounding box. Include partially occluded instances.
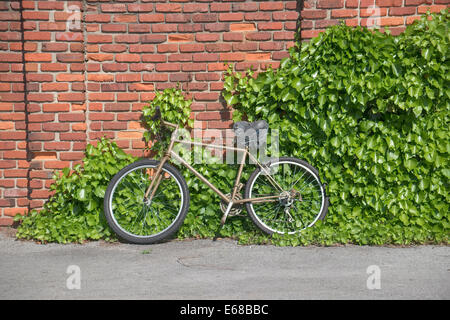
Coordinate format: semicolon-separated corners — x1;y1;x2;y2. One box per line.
245;157;328;235
104;159;189;244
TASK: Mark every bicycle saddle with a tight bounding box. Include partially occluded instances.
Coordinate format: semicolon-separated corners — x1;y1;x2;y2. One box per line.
233;120;268;148
233;120;268;133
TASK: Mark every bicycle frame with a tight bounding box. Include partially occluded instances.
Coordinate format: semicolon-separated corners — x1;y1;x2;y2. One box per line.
144;121;283;208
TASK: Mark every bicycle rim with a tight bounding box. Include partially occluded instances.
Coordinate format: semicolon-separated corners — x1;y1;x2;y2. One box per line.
248;159;325;234
108;163;184;239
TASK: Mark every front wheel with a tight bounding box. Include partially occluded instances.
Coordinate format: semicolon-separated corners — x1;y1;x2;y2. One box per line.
245;157;328;235
104;159;190;244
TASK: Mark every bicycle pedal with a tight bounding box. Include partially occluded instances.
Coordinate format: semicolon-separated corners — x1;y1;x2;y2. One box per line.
220;201;234;225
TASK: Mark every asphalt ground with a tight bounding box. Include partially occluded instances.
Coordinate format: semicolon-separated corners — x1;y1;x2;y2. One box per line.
0;229;448;300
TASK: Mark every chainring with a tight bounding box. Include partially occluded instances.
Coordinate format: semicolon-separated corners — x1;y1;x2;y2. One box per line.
220;193;243;216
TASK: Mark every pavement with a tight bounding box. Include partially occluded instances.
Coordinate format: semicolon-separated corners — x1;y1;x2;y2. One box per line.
0;228;448;300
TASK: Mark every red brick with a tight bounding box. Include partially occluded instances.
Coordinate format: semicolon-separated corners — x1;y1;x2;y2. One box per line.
178;24;203;33
141;34;167;43
139;14;164;23
182;63;207;72
56;53;84;63
233;42;258;51
0;12;20;21
360;8;388;17
168;53;192;62
244;12;271;21
205;43;232;53
114;15;137;23
39;22;66;31
379;17;404;26
27;93;53;102
211;3;231;12
56;74;84;82
89;92;114;101
42;83;68;92
168;34;194;42
152;24;177;33
86;14;111;23
157;44;178;53
230;23;256;31
405;0;432;4
59;133;86;141
24;31;51;41
220;52;246;62
42;123;70;132
301;29;324;39
102;24;127;33
258;22;283;31
42;43;68;51
42;103;70;112
127;3;154;12
104;103;131;112
102;63;128;72
38;1;65;10
58;92;85;102
0;53;22;62
101;4;126;13
246;32;272;41
376;0;403;6
142;74;168;82
317;0;344;8
22;11;49;20
116;74;141;82
332;9;359;18
129;83;155;92
205;23;229;32
129;24;151;33
116;54;141;63
302;10;327;19
194;93;220;102
193;53;219;62
389;7;417;15
3;151;27;159
179;44;205;53
273;12;299;21
260;2;284;11
87;34;112;44
155;4;182;13
117;93;139;102
418;5;447;13
155;63;181;72
224;33;244;42
183;3;208;13
196;34;221;42
4;170;28;178
88;54;114;62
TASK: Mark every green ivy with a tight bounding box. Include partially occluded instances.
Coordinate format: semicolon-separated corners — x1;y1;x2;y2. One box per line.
15;11;449;245
142;87;262;241
15;138;136;243
223;10;450;245
142;86;193;155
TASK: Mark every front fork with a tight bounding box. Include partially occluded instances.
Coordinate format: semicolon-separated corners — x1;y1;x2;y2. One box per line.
143;154;169;204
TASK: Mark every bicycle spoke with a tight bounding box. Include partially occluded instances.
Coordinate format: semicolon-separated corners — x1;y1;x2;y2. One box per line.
248;159;325;235
109;164;184;238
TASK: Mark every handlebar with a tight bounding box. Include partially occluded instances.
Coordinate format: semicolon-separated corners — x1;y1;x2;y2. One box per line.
151;106;161;121
151;106;178;129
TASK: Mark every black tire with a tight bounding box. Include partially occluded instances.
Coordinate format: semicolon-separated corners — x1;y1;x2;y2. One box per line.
244;157;328;235
104;159;189;244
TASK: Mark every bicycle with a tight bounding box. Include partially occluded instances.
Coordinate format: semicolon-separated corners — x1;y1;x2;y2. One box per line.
103;107;329;244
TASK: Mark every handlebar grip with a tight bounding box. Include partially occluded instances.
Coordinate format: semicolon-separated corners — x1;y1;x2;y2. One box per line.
151;106;161;121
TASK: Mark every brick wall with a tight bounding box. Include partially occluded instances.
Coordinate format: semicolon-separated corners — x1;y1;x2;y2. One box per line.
0;0;448;226
301;0;448;39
